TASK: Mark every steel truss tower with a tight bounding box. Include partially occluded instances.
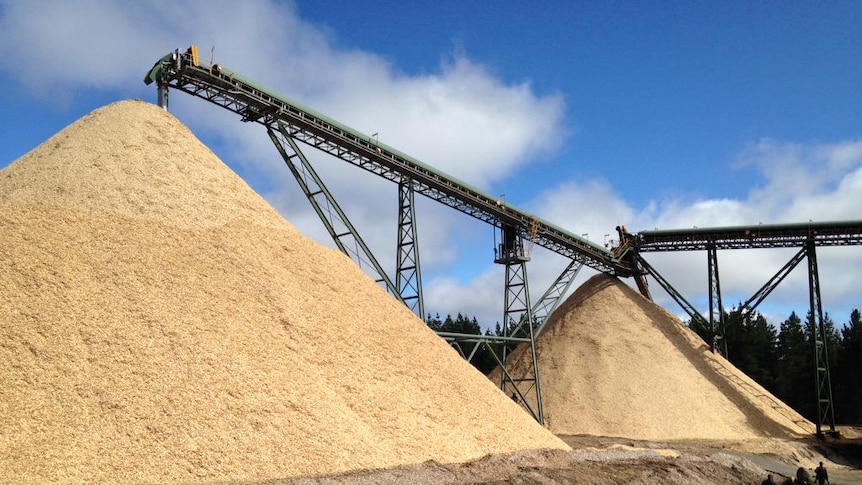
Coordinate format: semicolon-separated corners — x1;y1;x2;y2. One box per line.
396;180;425;318
707;244;727;356
495;225;544;424
806;237;836;437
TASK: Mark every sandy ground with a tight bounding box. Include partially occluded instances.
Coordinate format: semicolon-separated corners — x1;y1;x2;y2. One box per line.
274;431;862;484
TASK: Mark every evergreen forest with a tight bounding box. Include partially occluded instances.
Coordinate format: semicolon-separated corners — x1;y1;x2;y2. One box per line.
688;307;862;426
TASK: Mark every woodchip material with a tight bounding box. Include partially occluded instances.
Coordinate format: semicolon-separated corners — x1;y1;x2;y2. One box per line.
0;100;568;484
499;274;814;441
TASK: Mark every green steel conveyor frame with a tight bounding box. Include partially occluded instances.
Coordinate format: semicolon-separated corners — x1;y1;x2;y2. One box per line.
635;220;862;251
145;48;635;277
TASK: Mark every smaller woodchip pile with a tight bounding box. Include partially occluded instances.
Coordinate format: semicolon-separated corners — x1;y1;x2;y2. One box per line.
503;274;813;441
0;100;567;484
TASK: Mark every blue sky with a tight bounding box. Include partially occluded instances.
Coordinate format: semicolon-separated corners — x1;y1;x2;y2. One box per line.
1;0;861;327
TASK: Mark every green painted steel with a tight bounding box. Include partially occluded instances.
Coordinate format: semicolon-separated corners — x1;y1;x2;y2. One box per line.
147;49;624;275
639;220;862;238
637;220;862;252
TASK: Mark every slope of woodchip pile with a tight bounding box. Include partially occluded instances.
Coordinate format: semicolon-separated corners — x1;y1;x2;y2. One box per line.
0;100;568;484
501;274;813;442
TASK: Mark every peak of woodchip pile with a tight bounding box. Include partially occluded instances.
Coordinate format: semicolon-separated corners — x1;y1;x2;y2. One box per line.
0;100;567;484
502;273;813;441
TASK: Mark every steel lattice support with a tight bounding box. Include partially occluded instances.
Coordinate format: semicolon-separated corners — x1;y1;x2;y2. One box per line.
267;124;402;303
396;180;425;319
494;225;544;424
637;255;709;330
805;238;837;437
707;244;727;356
739;247;807;315
532;260;583;337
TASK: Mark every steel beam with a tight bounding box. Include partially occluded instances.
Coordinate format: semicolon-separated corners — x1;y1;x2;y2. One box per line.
707;244;727;356
637;255;709;331
396;180;425;318
739;247;807;315
533;260;583;337
806;238;837;437
267;124;402;302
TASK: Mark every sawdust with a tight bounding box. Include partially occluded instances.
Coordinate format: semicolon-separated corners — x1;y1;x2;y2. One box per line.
497;273;814;442
0;100;567;484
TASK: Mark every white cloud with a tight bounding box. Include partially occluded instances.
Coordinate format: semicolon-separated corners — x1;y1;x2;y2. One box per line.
741;139;862;222
641;140;862;321
1;0;568;326
2;1;859;329
427;139;862;327
1;0;566;184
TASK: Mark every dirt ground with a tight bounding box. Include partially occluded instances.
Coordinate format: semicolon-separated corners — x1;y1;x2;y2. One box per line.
269;429;862;485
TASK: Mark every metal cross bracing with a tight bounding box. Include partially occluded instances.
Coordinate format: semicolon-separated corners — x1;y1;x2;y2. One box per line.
626;221;862;437
145;48;632;277
266;123;403;303
805;238;837;438
145;46;601;424
396;179;425;318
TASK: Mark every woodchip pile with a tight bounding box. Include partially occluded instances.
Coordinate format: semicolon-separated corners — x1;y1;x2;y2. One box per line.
501;273;814;441
0;100;568;484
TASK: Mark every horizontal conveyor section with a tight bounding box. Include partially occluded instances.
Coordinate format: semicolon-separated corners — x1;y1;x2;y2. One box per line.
636;220;862;251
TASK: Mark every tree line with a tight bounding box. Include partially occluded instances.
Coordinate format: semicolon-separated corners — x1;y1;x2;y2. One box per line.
688;306;862;425
427;307;862;425
426;313;501;375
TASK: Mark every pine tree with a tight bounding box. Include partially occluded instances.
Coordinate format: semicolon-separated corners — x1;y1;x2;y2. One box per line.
776;312;814;419
804;311;841;424
835;309;862;423
724;309;779;393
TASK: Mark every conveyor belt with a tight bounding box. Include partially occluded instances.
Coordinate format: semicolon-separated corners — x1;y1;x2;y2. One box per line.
636;220;862;251
146;49;636;276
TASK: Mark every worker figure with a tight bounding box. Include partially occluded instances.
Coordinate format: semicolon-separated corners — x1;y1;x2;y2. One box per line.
761;473;777;485
796;466;813;484
814;462;829;485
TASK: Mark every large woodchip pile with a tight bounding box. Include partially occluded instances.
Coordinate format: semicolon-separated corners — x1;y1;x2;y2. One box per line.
0;100;568;484
501;273;814;441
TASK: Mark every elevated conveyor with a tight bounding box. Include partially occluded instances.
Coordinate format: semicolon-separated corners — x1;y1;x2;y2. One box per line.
635;220;862;251
145;48;635;277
